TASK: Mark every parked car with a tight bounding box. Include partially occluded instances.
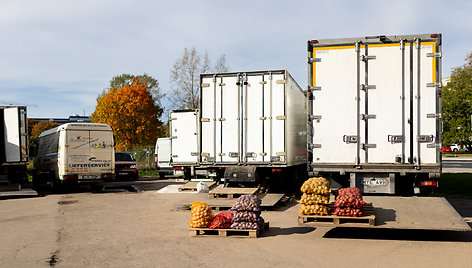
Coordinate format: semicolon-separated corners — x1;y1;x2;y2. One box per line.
442;146;452;152
450;144;460;152
115;152;139;180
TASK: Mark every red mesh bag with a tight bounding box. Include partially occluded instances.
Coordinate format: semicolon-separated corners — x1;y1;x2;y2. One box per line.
209;211;233;229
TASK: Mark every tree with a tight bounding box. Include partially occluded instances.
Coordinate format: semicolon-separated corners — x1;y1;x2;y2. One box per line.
104;73;163;105
169;47;229;110
29;121;59;155
91;78;163;149
442;52;472;151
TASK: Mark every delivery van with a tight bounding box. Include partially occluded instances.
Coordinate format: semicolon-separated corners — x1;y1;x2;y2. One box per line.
33;123;115;189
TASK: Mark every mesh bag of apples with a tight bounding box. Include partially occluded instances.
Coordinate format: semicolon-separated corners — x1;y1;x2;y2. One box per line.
188;201;215;228
230;195;265;230
298;177;330;216
332;187;366;217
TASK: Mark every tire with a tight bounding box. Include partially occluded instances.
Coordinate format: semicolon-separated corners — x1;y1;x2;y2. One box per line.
453;148;458;152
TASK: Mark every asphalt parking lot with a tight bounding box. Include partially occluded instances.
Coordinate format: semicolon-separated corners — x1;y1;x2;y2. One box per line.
1;178;471;267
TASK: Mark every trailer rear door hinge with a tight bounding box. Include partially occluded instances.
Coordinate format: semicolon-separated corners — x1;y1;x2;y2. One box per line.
308;57;321;63
427;83;442;88
260;152;267;156
259;81;267;85
246;152;256;158
361;143;377;150
309;143;322;149
172;155;178;158
218;153;226;156
229;152;239;158
259;117;267;120
201;83;210;88
427;143;441;148
201;152;210;157
218;82;226;86
388;135;404;143
218;118;226;121
206;157;215;162
191;152;199;156
201;118;210;122
343;135;358;143
276;115;286;120
276;152;286;156
427;52;442;58
360;84;376;90
311;115;322;121
361;55;376;61
308;86;321;92
169;117;177;121
417;135;434;143
276;79;286;84
360;114;376;120
171;136;177;139
427;113;441;119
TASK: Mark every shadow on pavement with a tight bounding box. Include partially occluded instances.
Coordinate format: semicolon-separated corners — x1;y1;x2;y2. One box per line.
264;226;316;237
324;227;472;242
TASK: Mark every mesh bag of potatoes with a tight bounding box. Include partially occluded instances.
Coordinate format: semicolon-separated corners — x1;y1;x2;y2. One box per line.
188;201;215;228
230;195;265;230
298;177;331;215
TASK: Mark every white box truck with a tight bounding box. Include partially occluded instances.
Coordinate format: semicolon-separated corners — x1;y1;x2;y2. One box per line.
33;123;115;189
0;106;28;190
169;110;199;179
199;70;307;190
307;34;442;195
154;137;172;178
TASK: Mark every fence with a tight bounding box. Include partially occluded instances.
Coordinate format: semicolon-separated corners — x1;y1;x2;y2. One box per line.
116;146;154;170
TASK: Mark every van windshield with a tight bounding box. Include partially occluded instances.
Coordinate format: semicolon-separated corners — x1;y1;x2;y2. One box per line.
115;152;135;161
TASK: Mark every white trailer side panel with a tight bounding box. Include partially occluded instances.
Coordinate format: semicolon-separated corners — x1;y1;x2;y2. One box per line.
271;73;286;163
170;111;198;164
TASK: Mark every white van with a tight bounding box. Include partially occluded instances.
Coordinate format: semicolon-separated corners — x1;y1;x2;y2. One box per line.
33;123;115;189
154;137;172;178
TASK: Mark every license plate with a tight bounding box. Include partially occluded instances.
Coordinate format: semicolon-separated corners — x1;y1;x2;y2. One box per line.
81;175;97;180
363;179;387;186
118;172;128;176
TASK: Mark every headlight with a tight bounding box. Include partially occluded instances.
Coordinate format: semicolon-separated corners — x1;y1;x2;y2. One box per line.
129;164;137;169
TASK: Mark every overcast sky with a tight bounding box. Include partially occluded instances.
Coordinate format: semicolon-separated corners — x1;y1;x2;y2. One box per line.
1;0;471;118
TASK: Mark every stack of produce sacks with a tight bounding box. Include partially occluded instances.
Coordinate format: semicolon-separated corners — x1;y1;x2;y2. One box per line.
298;177;331;215
230;195;265;230
332;187;366;217
188;201;215;228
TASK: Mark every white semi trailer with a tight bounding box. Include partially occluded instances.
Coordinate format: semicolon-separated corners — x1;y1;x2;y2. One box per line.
0;106;28;190
199;70;307;191
307;34;442;195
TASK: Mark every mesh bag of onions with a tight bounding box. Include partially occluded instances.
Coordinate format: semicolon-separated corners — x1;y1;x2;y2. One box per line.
298;177;330;215
209;211;233;229
230;195;265;230
332;187;367;217
188;201;215;228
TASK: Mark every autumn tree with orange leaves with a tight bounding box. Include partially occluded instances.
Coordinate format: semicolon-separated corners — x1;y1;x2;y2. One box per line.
91;78;163;149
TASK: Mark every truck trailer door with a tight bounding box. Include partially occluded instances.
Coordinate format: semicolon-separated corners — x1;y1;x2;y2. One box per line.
3;107;28;163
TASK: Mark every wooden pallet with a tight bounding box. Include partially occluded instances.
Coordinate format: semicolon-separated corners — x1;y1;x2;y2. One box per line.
190;222;269;238
298;204;375;227
208;187;258;199
178;181;216;192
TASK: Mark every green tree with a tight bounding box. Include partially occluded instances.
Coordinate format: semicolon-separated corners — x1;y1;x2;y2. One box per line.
442;52;472;151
